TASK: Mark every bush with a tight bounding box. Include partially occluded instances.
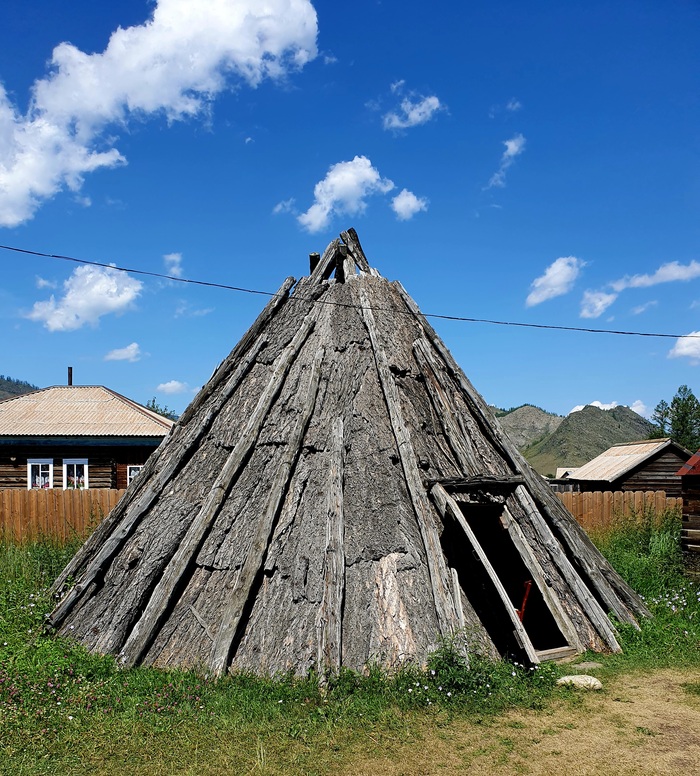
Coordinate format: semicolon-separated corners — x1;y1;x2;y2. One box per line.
591;505;684;597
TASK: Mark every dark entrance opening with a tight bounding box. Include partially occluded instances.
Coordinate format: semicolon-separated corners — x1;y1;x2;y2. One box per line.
440;500;570;658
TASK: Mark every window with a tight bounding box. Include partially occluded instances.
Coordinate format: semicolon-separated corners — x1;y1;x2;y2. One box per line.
63;459;88;490
127;465;143;486
28;459;53;489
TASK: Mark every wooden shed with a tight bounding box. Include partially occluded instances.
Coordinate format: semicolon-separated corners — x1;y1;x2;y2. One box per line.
49;229;648;677
0;386;174;490
676;452;700;557
565;439;690;497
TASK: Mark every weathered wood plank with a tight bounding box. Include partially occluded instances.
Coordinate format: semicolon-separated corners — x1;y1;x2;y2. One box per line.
117;313;319;668
413;338;477;475
210;347;325;676
514;485;623;651
316;417;346;674
340;228;371;273
310;238;342;284
359;289;459;637
501;506;584;653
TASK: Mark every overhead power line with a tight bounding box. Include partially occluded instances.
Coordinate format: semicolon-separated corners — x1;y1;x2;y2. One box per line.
1;242;697;340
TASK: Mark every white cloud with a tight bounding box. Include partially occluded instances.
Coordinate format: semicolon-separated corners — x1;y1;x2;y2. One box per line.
383;94;444;131
390;80;405;94
174;301;213;318
105;342;142;362
669;331;700;363
163;252;183;278
27;265;142;331
569;401;619;414
526;256;584;307
35;276;56;289
297;156;394;233
630;400;648;417
506;99;522;112
0;0;318;226
580;259;700;319
569;399;648;417
273;198;296;215
631;300;657;315
391;189;428;221
157;380;188;394
486;133;526;188
580;289;618;319
611;260;700;292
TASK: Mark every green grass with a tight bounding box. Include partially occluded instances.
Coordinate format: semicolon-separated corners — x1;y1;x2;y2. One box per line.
0;511;699;774
590;505;700;671
0;537;558;774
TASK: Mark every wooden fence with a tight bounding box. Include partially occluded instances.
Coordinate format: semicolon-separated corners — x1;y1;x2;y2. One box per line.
0;488;126;542
0;487;684;543
556;490;682;533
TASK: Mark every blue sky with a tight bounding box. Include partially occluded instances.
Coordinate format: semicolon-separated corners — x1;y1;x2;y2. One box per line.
1;0;698;418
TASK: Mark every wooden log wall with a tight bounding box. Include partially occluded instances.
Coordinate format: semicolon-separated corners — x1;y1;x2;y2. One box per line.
0;488;126;542
556;490;682;533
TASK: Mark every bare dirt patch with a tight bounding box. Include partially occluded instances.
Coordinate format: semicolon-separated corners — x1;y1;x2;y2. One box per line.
341;669;700;776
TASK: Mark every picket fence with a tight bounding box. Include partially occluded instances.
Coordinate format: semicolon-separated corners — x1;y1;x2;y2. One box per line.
556;490;682;533
0;488;126;542
0;487;684;543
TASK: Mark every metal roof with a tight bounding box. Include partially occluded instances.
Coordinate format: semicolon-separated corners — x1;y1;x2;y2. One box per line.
0;386;174;438
570;438;679;482
677;449;700;476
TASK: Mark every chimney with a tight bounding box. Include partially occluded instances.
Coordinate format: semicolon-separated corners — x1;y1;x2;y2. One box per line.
68;366;73;386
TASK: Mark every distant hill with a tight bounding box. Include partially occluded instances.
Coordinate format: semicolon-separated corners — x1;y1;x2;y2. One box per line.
0;375;39;401
521;405;653;477
497;404;563;450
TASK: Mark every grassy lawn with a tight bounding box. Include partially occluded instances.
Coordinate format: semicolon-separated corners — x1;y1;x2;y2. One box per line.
1;508;699;775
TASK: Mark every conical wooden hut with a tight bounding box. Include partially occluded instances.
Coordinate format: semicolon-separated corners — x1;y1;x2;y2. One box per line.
49;229;649;676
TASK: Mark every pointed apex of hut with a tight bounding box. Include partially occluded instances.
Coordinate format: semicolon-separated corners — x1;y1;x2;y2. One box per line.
49;230;649;676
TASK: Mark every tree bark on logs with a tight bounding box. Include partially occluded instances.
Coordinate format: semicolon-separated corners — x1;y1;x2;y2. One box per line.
316;417;346;673
359;289;459;637
209;347;325;676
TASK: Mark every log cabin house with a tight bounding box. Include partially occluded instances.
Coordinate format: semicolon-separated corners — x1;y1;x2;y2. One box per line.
0;385;174;490
562;438;690;497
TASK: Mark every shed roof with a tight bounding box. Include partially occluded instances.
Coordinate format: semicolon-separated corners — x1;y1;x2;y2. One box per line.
676;450;700;476
570;438;685;483
0;386;174;438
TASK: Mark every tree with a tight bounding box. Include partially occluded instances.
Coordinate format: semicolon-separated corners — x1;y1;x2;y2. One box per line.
669;385;700;452
649;385;700;451
145;397;179;421
649;399;670;438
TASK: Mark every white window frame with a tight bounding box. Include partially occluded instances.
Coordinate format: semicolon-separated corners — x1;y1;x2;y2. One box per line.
127;465;143;486
63;459;89;490
27;459;53;490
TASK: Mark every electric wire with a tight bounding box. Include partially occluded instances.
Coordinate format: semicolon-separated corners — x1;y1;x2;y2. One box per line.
1;242;697;340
